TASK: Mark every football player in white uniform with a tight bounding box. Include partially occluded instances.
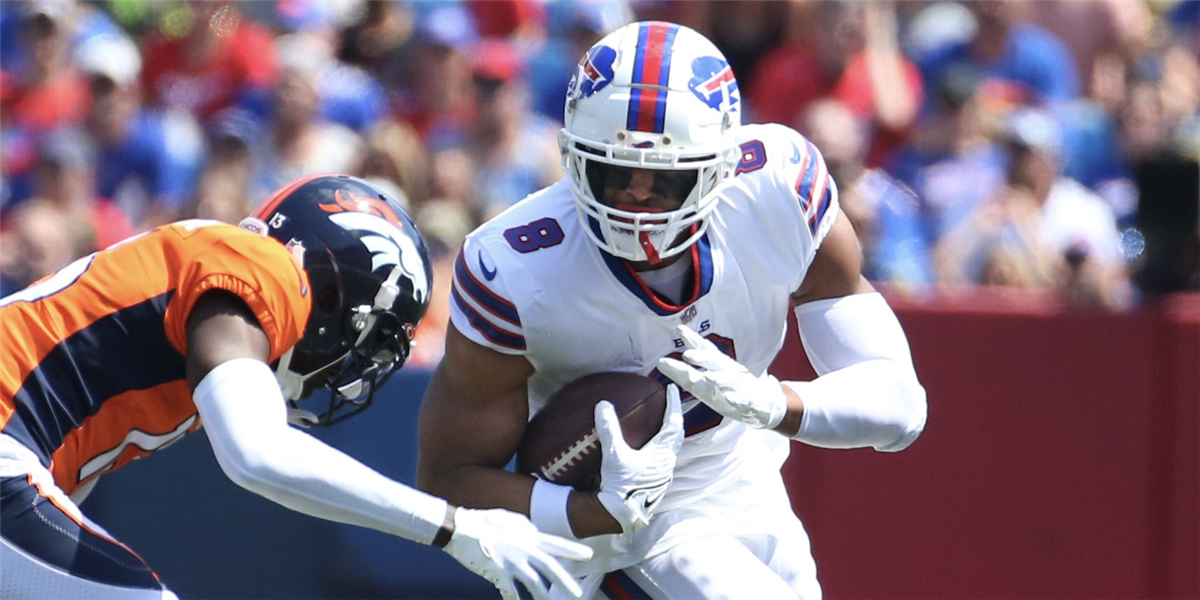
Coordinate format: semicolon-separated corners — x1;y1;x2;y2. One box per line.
417;21;927;599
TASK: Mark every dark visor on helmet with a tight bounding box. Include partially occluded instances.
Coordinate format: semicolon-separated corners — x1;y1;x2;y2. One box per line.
584;162;698;204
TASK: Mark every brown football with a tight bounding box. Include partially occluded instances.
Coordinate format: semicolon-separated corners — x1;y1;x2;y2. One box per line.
516;372;666;491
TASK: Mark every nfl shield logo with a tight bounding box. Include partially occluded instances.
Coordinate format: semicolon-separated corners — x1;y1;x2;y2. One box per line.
680;305;698;324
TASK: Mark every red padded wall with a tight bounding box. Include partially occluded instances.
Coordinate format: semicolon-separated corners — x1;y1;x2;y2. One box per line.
1154;296;1200;598
774;290;1199;599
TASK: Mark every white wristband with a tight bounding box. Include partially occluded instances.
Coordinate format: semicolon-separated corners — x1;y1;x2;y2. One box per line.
530;478;575;539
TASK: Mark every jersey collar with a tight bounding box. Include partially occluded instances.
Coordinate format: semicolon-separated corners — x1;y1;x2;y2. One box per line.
589;217;714;315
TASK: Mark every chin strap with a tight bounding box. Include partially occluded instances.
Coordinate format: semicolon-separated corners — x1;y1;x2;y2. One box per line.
287;407;320;428
638;231;662;264
350;266;402;347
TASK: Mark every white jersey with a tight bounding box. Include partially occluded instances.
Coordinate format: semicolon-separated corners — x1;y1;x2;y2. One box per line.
449;123;838;561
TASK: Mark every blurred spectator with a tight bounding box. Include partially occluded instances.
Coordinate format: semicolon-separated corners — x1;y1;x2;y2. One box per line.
934;108;1132;309
396;3;478;146
467;0;547;46
357;119;432;209
2;128;134;257
405;198;476;370
0;0;1193;313
1170;0;1200;58
239;0;361;36
179;108;263;224
140;1;279;123
747;0;922;166
206;107;266;188
677;0;787;89
263;2;395;135
252;32;365;202
0;0;123;84
458;38;562;219
77;32;204;231
901;1;977;64
1102;39;1200;166
526;0;633;120
1;1;89;133
337;0;421;114
314;52;390;134
0;198;89;296
1024;0;1152;98
890;65;1008;245
918;0;1079;111
182;165;253;225
801;98;932;287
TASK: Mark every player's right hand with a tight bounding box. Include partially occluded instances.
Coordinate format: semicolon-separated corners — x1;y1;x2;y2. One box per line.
594;384;684;534
443;507;593;600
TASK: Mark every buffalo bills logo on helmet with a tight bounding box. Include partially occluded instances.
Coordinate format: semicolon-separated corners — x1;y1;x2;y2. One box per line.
688;56;739;111
567;45;617;100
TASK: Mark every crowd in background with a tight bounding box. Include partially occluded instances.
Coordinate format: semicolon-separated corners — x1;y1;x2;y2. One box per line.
2;0;1198;366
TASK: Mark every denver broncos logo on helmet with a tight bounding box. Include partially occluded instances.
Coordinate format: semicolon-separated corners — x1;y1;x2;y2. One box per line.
328;211;429;304
319;190;405;229
567;45;617;100
688;56;739;112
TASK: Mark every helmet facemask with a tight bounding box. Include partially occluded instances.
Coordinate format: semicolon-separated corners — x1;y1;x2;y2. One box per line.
563;133;733;263
279;265;417;428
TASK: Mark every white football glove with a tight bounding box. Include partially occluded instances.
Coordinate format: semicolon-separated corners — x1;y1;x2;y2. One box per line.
657;325;788;430
595;384;684;535
443;507;593;600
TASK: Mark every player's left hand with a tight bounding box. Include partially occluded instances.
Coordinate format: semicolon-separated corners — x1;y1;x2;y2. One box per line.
657;325;788;430
443;507;593;600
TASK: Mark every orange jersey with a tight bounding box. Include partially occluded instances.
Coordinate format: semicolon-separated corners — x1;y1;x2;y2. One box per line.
0;220;310;495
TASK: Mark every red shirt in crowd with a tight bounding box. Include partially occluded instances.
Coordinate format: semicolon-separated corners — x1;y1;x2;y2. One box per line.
140;18;278;122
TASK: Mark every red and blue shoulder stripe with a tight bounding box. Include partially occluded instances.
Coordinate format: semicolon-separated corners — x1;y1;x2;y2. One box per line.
793;139;834;236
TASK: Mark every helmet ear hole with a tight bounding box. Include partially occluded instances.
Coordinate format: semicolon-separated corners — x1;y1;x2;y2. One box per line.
314;285;339;314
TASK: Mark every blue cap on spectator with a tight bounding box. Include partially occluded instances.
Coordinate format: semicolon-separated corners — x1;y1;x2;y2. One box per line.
209;108;265;148
419;3;478;48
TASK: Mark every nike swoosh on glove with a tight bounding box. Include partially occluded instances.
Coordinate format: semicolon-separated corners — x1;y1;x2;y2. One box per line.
657;325;787;430
444;507;594;600
595;384;684;535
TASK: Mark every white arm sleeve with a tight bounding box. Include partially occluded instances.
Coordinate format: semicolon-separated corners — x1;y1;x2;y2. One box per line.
192;358;449;544
784;292;927;452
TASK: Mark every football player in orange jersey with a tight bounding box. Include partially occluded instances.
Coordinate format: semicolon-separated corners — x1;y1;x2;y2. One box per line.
0;174;590;600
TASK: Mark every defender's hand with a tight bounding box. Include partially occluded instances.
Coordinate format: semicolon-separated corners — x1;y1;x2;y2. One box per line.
595;384;684;534
443;507;593;600
658;325;787;430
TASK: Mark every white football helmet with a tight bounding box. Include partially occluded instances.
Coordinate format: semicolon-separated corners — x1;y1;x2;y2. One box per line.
560;21;741;264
